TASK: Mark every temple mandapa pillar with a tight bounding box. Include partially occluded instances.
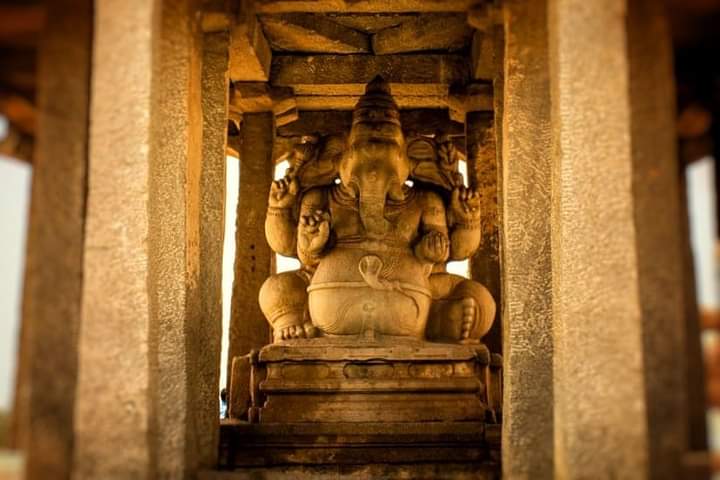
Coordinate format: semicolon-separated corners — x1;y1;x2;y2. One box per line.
11;1;92;478
228;111;274;381
502;0;691;478
73;0;226;477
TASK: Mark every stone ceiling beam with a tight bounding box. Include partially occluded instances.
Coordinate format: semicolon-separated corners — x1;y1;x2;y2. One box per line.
293;94;452;110
259;13;370;53
270;54;471;96
254;0;478;13
371;13;472;55
229;0;271;81
229;82;298;126
277;109;464;137
325;13;413;33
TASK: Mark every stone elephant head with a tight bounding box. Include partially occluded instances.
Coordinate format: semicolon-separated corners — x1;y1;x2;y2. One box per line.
337;75;411;237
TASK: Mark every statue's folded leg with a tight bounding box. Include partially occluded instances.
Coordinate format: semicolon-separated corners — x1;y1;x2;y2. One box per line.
259;269;317;342
426;273;496;344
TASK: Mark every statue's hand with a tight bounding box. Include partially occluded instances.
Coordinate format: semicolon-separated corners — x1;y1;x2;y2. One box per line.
450;186;481;225
298;210;331;257
416;230;449;264
269;175;299;209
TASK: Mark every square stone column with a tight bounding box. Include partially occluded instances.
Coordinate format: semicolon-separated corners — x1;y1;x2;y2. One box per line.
11;1;92;479
503;0;688;478
73;0;228;478
227;111;274;377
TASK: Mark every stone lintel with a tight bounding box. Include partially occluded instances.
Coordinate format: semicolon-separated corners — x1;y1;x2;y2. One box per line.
276;109;464;137
270;54;471;96
259;13;370;53
371;13;472;55
295;94;452;110
324;13;413;33
254;0;477;14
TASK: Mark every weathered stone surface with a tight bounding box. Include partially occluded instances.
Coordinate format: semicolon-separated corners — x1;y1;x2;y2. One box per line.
628;3;695;477
466;112;501;355
270;54;470;96
471;30;494;80
448;83;494;121
75;0;220;477
277;109;463;137
549;0;648;477
254;0;476;13
229;1;271;82
294;94;451;110
200;462;498;480
228;113;274;377
259;13;370;53
326;13;411;33
218;420;498;467
12;1;91;478
236;340;493;423
501;1;555;477
372;13;472;54
196;30;231;471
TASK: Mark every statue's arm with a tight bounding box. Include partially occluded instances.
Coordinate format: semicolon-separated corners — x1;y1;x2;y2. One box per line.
265;177;299;257
448;186;482;261
297;188;330;267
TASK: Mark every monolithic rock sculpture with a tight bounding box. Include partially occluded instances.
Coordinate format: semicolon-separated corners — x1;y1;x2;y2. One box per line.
259;76;495;344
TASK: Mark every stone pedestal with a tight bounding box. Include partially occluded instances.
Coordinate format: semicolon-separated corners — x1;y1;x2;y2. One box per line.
225;336;501;469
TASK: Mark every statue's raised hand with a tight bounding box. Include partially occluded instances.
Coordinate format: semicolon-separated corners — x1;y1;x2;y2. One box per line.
450;186;481;225
269;175;299;209
298;210;331;257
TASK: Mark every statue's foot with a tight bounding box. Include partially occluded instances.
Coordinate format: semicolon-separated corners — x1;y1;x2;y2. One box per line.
278;322;319;341
459;297;480;345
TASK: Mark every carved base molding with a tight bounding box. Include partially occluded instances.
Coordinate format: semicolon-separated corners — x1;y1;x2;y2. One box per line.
224;337;502;470
218;420;500;469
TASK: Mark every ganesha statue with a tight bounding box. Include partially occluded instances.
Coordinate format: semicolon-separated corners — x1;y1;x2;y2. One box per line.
258;76;495;345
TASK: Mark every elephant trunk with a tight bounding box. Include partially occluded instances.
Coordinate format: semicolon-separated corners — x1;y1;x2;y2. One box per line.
355;170;394;237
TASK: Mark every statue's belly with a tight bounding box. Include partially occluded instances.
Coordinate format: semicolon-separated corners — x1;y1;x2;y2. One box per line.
308;246;432;338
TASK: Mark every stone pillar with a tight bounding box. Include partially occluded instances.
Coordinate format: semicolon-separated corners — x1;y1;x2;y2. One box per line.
228;112;274;377
74;0;226;477
503;0;687;477
466;111;501;355
626;0;690;477
548;1;649;477
501;1;555;477
11;1;91;478
194;29;231;469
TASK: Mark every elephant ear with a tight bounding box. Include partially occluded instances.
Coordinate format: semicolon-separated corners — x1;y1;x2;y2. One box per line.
291;135;344;191
407;136;463;191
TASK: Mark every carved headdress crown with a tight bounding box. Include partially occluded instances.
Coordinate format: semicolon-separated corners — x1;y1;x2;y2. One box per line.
352;75;401;128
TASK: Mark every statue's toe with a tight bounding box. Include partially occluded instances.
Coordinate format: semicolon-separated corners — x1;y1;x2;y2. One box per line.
303;322;319;338
460;297;480;344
